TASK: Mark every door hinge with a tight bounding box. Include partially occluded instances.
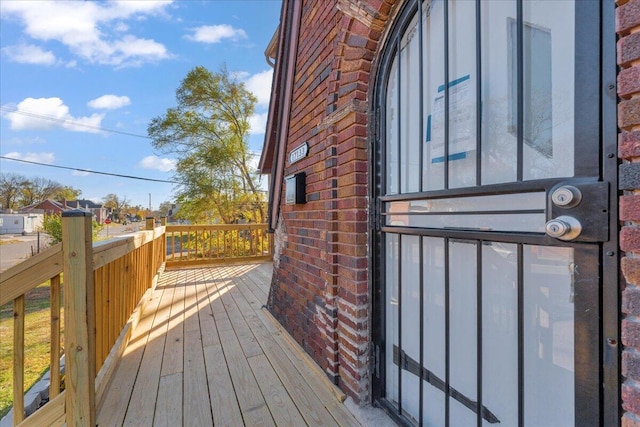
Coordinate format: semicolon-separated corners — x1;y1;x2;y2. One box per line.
372;343;380;379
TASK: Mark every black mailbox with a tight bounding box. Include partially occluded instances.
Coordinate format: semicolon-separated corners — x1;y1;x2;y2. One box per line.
285;172;306;205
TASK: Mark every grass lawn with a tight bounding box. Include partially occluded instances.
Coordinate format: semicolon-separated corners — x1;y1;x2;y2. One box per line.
0;282;63;419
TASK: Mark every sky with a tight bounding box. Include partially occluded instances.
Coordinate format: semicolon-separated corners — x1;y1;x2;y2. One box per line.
0;0;281;210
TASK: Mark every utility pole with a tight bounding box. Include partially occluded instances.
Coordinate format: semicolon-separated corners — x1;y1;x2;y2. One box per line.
148;193;151;214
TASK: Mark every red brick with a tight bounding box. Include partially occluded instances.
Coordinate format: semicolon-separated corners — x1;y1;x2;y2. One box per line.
624;257;640;286
620;66;640;99
619;32;640;67
624;285;640;317
618;0;640;34
622;195;640;221
623;412;640;427
624;349;640;380
620;131;640;159
620;98;640;130
623;227;640;252
623;317;640;348
623;380;640;415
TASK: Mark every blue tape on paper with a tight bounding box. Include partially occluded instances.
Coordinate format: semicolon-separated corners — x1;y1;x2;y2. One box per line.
437;74;470;93
431;151;467;164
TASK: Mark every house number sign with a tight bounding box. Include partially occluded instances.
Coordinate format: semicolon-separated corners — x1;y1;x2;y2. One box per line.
288;142;309;165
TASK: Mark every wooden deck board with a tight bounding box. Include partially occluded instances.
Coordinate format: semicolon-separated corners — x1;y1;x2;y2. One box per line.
97;263;361;427
160;271;184;377
122;285;172;426
96;284;164;427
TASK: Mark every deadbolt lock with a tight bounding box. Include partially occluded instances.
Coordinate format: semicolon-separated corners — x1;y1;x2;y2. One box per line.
551;185;582;208
545;216;583;241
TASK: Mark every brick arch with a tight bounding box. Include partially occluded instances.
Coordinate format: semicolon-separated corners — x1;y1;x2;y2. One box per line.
265;0;399;405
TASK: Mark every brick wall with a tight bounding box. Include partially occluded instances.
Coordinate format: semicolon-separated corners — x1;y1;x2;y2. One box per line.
619;0;640;425
267;0;395;404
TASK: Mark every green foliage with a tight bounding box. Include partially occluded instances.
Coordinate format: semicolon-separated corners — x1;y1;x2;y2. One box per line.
41;213;63;244
41;213;102;245
102;193;129;222
148;65;266;224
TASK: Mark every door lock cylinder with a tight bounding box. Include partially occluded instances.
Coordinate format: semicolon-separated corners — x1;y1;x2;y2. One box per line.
545;216;583;241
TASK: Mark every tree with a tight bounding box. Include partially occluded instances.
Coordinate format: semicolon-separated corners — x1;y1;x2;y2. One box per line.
158;201;173;217
102;193;129;222
41;213;102;245
0;173;27;210
53;185;82;202
148;65;266;224
41;213;62;244
19;177;80;206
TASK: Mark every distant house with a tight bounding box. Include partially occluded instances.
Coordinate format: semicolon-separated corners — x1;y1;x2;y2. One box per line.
19;199;108;223
19;200;68;215
64;199;108;224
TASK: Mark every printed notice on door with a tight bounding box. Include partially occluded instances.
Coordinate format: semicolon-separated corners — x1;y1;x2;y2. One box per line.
426;74;475;163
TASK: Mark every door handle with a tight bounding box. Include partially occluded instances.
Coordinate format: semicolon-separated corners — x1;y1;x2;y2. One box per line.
545;216;582;241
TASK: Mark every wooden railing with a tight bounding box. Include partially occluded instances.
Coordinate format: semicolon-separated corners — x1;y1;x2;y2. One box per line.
1;217;270;426
0;243;64;427
0;212;166;426
165;223;272;268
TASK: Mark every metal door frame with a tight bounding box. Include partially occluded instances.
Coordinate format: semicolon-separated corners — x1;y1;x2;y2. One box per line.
368;0;619;425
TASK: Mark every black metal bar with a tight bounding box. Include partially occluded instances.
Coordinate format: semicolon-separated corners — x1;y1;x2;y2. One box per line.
381;209;545;216
393;345;500;424
516;0;523;182
397;37;402;195
398;233;403;415
443;0;450;190
444;237;450;427
476;240;483;427
574;0;602;178
378;176;593;202
475;0;482;186
380;225;581;246
418;0;425;195
417;2;425;419
517;243;524;427
600;0;621;423
419;235;424;426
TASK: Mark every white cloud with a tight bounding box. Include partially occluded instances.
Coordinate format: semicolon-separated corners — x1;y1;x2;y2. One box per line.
88;94;131;110
1;1;173;67
139;155;176;172
244;69;273;107
3;97;105;133
249;112;268;135
185;24;247;44
2;136;47;145
2;44;56;65
72;170;90;176
4;151;55;164
231;70;250;80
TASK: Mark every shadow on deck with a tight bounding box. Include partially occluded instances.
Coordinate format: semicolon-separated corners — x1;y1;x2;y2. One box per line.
96;263;360;426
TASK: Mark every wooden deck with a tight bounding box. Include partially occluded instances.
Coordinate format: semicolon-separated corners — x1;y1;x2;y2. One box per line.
96;263;360;427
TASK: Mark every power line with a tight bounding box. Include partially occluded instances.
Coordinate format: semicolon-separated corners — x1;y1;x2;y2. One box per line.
0;107;265;157
0;106;152;140
0;156;181;184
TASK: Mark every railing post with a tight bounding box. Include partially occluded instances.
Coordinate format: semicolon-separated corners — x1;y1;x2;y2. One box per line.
146;216;155;231
160;217;167;264
62;210;96;427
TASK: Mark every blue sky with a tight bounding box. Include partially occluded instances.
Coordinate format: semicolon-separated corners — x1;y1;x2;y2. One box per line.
0;0;281;210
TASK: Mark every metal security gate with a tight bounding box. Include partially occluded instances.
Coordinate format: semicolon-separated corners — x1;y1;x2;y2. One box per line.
370;1;618;426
